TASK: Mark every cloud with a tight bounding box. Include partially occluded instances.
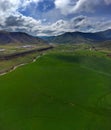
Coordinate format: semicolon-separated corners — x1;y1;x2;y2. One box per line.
54;0;75;15
34;19;72;36
0;0;41;15
40;16;111;36
71;0;100;13
32;16;111;36
0;0;73;36
104;0;111;4
2;14;41;35
0;0;43;35
54;0;100;15
0;0;111;36
55;0;111;15
1;13;111;36
70;16;111;33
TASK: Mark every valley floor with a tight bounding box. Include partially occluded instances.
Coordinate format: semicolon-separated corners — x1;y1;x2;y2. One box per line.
0;44;111;130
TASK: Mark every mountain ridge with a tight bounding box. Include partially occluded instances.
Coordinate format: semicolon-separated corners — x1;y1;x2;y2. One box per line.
0;31;45;45
42;29;111;44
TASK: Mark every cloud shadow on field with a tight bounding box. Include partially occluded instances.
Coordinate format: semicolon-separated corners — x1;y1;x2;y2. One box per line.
53;55;81;63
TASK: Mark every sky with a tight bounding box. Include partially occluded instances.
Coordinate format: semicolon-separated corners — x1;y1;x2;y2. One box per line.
0;0;111;36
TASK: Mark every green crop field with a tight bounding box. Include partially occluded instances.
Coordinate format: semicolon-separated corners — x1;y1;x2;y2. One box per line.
0;46;111;130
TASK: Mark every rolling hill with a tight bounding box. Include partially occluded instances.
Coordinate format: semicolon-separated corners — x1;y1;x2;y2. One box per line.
43;29;111;44
0;31;45;45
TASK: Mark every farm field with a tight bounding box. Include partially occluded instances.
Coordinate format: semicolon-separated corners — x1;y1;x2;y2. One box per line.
0;45;111;130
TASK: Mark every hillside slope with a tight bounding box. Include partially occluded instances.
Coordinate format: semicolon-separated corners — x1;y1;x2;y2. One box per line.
0;31;45;45
43;29;111;44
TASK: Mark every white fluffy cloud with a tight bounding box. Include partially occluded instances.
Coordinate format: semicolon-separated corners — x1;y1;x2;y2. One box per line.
55;0;71;15
32;16;111;36
54;0;100;15
0;0;41;14
71;0;100;13
1;13;111;36
0;0;111;36
0;0;42;35
55;0;75;15
55;0;111;15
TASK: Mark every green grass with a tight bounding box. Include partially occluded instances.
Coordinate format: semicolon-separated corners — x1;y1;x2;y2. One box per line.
0;50;111;130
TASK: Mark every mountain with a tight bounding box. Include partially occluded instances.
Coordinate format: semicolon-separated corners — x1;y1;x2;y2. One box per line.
43;29;111;44
0;31;45;45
